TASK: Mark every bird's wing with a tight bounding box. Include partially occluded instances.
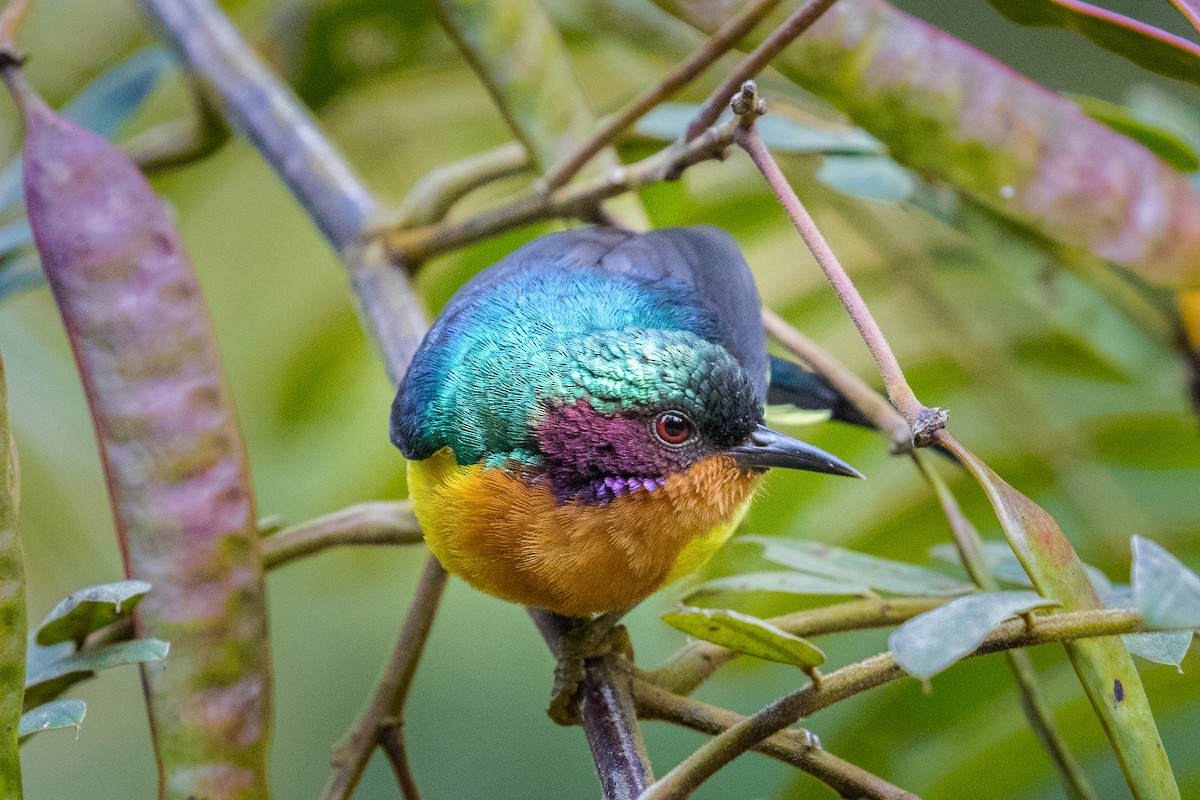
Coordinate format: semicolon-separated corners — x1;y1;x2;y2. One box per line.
766;355;875;429
590;226;771;400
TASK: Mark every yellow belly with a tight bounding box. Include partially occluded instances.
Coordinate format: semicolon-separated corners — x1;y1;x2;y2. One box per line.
408;448;760;617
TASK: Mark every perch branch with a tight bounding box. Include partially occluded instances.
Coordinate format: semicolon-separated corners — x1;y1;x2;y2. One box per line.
684;0;842;141
261;501;423;570
322;555;448;800
539;0;784;191
531;609;654;800
634;681;918;800
637;607;1154;800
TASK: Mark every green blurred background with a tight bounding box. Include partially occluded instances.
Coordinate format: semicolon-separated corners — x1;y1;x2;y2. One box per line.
2;0;1200;797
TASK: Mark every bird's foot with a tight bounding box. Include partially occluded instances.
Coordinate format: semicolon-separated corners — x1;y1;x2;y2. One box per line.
547;611;635;726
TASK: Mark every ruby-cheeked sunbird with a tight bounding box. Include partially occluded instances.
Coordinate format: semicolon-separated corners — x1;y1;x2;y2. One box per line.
390;226;862;618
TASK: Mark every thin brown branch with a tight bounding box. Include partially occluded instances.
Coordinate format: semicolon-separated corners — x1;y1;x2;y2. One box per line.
261;501;423;570
385;113;747;266
763;307;911;453
637;607;1151;800
380;725;421;800
635;681;919;800
735;116;942;444
684;0;841;141
539;0;784;191
322;555;448;800
644;595;944;696
378;142;531;231
914;452;1097;800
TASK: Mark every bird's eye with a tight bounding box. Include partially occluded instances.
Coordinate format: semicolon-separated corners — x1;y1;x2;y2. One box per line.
654;411;692;446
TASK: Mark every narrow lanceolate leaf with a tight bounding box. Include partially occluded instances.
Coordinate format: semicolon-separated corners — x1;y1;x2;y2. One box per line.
655;0;1200;288
1071;95;1200;173
431;0;649;226
34;580;150;647
23;639;170;712
986;0;1200;89
815;155;916;204
1132;536;1200;630
945;439;1180;800
4;67;272;800
889;591;1058;679
662;607;826;670
0;354;26;799
741;535;973;596
17;699;85;745
683;571;869;601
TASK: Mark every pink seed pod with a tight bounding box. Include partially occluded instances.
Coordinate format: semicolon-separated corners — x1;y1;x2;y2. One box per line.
3;59;271;800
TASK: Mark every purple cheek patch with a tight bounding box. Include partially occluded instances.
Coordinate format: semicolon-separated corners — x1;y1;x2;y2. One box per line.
535;398;679;503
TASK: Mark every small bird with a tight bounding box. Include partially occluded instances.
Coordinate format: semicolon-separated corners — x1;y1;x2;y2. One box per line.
391;226;862;619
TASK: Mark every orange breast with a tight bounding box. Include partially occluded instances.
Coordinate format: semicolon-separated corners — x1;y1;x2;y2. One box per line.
408;448;761;617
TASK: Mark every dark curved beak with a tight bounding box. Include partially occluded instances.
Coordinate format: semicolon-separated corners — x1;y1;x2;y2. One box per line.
725;424;863;478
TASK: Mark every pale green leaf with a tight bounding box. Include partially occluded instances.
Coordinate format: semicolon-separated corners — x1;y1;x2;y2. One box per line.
742;535;973;596
662;607;825;670
889;591;1058;679
35;580;151;646
1132;535;1200;630
684;571;869;601
24;639;169;711
18;699;85;744
816;156;916;203
635;103;882;155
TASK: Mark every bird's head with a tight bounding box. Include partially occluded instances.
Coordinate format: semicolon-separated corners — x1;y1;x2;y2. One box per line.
520;328;861;504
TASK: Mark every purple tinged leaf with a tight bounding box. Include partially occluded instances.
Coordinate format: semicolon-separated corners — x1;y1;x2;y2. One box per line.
4;66;272;800
656;0;1200;288
986;0;1200;88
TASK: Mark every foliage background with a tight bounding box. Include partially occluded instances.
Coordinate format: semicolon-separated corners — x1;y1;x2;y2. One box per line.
2;0;1199;797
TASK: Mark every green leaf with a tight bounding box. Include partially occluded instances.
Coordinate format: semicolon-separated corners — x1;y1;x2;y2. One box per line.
35;580;151;646
23;639;169;711
635;103;883;155
1;346;27;795
1070;94;1200;172
1132;535;1200;630
1095;580;1194;667
986;0;1200;90
889;591;1059;679
662;607;825;670
930;541;1114;592
684;571;869;601
741;535;973;596
815;155;916;203
18;699;85;744
946;440;1180;799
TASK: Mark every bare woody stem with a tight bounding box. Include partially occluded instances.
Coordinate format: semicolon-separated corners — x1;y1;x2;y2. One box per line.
322;555;448;800
735;121;944;444
762;307;911;453
386;115;747;265
637;607;1151;800
684;0;842;141
539;0;784;191
261;501;423;570
634;682;918;800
